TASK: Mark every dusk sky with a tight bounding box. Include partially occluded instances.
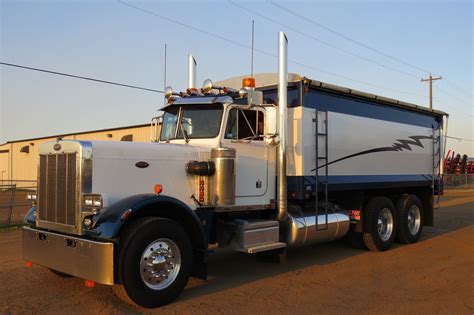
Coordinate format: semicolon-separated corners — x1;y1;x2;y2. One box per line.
1;0;472;155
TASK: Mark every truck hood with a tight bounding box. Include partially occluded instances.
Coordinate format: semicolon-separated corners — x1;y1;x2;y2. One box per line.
89;141;208;209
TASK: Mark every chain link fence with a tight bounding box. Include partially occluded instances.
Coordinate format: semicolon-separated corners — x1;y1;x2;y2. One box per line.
0;180;37;227
443;174;474;190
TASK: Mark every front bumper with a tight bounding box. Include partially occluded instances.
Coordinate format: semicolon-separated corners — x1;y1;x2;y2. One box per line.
22;226;114;285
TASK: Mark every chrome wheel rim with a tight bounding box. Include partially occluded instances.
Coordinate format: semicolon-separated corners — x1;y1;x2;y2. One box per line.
377;208;394;241
140;238;181;290
407;205;421;236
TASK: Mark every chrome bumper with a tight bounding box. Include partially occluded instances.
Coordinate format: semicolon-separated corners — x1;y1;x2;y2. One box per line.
22;226;114;285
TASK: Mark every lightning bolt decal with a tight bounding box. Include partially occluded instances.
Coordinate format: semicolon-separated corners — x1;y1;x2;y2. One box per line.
312;135;433;171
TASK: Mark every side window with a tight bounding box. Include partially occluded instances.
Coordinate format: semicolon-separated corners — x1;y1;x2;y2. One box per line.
225;108;264;140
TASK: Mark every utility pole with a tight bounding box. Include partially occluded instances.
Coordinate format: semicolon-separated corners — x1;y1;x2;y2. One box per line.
421;73;442;110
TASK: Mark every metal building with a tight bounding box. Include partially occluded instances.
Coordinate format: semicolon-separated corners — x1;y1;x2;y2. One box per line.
0;123;154;182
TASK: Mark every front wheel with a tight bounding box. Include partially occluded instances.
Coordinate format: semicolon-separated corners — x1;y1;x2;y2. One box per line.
112;217;193;308
363;197;397;252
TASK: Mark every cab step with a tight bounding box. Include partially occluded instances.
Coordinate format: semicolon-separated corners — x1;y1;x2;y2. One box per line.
245;242;286;254
217;219;285;253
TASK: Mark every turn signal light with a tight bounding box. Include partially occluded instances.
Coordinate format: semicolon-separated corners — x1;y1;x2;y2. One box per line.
84;280;95;288
242;77;256;88
25;261;33;268
154;184;163;195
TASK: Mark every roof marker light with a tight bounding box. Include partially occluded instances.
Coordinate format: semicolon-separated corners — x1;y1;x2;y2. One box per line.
164;86;174;99
154;184;163;195
239;88;248;99
201;79;213;94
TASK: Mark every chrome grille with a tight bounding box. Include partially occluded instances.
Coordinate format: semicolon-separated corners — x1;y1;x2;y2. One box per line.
38;153;77;226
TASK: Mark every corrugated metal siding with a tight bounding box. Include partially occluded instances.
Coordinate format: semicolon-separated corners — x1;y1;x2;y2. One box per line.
4;124;156;181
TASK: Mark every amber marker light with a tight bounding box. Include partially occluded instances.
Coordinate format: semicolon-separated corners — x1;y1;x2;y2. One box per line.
84;280;95;288
242;77;256;88
25;261;33;268
154;184;163;195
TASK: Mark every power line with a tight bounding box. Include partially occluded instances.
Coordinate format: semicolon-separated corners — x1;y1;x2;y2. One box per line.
443;78;472;98
118;0;426;98
269;1;474;105
230;0;420;79
437;87;473;108
0;62;164;93
269;0;433;75
445;135;474;142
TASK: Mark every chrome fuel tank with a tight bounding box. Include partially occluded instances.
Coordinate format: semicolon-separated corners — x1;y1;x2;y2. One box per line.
283;207;350;247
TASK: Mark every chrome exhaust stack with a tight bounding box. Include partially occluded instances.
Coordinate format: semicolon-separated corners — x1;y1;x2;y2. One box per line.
277;31;288;222
188;54;197;89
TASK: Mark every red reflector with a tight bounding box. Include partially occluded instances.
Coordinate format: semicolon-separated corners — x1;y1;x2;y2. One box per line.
84;280;95;288
25;261;33;268
348;210;361;221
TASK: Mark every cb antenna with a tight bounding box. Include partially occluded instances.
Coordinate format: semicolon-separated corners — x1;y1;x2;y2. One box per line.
163;43;167;105
251;20;254;77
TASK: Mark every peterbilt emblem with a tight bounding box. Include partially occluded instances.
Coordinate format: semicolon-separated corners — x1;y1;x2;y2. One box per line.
53;143;61;151
135;161;149;169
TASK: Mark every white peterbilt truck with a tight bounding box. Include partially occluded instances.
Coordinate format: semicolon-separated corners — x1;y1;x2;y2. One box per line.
22;32;448;308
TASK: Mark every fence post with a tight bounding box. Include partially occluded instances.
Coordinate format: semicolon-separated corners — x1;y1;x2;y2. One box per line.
6;184;16;226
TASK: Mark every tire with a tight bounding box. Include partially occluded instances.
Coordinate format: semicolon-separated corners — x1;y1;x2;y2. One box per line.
112;217;193;308
396;194;423;244
363;197;396;252
49;268;73;278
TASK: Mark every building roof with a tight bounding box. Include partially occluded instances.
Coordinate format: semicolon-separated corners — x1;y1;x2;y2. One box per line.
0;122;150;146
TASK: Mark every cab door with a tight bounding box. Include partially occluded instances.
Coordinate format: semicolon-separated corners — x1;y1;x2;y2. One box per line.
221;107;269;199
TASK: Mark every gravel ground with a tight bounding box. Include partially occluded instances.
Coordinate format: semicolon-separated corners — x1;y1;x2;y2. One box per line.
0;190;473;314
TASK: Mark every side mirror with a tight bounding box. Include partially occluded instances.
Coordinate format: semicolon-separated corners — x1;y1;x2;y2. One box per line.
264;106;278;146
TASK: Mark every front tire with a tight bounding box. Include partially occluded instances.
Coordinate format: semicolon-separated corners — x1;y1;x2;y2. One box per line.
396;194;423;244
112;217;193;308
363;197;396;252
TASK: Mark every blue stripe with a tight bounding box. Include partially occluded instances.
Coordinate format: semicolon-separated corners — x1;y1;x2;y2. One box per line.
288;175;432;197
303;89;439;129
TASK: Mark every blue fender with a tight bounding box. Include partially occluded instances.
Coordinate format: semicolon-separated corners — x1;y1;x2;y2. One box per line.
24;206;37;225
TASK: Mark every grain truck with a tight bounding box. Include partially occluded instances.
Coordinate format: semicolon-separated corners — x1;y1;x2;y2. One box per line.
22;32;448;308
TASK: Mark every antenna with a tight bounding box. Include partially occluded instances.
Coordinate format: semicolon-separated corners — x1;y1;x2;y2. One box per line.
163;43;167;105
251;20;254;77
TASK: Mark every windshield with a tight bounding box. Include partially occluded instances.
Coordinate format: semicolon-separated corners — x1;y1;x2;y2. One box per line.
160;104;223;141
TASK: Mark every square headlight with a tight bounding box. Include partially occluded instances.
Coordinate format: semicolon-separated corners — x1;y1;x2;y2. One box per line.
83;194;103;209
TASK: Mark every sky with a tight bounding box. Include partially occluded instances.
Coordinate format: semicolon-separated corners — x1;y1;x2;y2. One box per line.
0;0;473;155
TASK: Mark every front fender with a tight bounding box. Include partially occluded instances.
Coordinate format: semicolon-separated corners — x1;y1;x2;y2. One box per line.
91;193;208;280
91;194;202;241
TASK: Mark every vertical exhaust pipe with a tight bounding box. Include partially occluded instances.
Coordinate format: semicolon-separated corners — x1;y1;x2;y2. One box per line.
277;31;288;222
188;54;197;89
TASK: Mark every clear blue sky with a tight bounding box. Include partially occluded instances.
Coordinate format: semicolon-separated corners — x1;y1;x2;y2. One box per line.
1;0;472;155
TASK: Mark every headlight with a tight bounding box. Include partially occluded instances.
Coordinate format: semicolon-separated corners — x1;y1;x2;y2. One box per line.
83;194;103;209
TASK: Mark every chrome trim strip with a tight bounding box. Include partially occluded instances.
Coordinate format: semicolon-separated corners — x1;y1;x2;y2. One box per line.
214;203;275;213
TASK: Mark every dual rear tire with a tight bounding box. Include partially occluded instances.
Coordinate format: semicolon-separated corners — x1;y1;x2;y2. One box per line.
362;194;423;251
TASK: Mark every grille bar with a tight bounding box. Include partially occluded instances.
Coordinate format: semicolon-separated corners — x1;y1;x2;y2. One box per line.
38;153;77;226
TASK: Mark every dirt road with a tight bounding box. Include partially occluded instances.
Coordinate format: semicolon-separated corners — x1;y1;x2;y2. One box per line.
1;191;473;314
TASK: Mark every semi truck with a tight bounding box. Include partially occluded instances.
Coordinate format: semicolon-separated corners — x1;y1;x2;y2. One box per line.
22;32;448;308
